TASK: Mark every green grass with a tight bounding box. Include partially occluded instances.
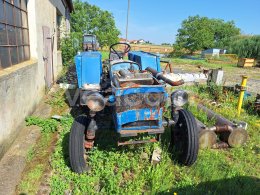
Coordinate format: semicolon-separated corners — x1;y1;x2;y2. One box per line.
26;146;36;162
17;132;54;194
164;57;238;71
17;90;64;194
48;85;260;194
50;116;179;194
16;76;260;194
18;164;45;193
101;51;109;60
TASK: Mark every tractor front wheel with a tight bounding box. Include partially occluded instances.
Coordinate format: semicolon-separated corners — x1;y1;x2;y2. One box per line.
171;109;199;166
69;115;90;174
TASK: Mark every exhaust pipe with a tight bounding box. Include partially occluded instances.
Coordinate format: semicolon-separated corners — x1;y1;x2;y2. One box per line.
145;67;184;86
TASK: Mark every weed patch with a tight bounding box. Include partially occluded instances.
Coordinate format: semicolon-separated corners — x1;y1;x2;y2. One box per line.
26;116;58;133
19;84;260;194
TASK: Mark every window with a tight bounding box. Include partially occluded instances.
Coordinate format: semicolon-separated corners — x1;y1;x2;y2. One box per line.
0;0;30;70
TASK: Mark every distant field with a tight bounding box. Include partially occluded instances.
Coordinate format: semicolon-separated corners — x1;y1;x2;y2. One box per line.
102;44;173;53
162;57;260;94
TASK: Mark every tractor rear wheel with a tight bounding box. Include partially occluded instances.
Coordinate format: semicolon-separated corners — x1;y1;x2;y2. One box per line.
171;109;199;166
69;115;90;174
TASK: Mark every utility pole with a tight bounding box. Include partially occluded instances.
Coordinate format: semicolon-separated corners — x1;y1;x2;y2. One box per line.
125;0;130;42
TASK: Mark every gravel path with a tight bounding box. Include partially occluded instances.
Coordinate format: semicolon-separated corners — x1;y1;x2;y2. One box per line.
172;64;260;95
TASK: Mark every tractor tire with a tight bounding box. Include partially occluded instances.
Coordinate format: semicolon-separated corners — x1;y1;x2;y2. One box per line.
69;115;90;174
171;109;199;166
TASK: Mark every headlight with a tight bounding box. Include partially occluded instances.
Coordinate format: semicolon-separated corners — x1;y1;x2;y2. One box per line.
171;90;188;107
81;92;105;112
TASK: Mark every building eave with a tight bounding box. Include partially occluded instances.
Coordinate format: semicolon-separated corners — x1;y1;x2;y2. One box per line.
65;0;73;12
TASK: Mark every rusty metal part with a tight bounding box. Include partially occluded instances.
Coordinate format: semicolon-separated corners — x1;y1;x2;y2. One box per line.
215;125;233;133
219;128;248;148
197;104;236;127
196;119;233;133
118;138;157;146
255;94;260;114
86;118;97;138
145;67;184;86
118;72;155;86
120;79;154;87
122;120;158;128
86;129;95;140
84;117;97;149
212;141;229;149
120;82;140;88
120;128;164;137
84;140;94;149
161;60;173;73
119;69;133;78
196;105;248;147
196;119;217;149
228;129;248;147
199;129;217;149
115;93;165;113
196;118;247;148
255;102;260;111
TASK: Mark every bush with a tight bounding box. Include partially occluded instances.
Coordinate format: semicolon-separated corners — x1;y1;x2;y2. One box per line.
60;32;81;66
227;35;260;59
170;45;188;57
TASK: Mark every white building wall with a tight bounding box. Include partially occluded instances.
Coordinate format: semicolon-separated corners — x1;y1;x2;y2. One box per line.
0;0;70;158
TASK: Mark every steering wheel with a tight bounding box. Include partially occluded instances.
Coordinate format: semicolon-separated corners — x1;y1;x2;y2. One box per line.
109;43;131;59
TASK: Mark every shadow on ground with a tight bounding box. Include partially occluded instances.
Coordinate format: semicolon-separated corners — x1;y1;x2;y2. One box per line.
158;176;260;195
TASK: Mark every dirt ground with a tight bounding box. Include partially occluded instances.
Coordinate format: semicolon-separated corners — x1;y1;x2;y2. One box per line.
171;64;260;94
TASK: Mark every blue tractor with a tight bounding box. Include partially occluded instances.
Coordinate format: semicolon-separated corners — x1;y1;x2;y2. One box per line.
69;36;199;174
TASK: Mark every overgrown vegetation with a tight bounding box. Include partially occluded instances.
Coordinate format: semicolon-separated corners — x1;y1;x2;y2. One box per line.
26;116;58;133
17;83;260;194
227;35;260;59
47;84;259;194
17;89;67;194
60;33;80;66
163;57;237;71
61;0;120;66
46;89;68;115
71;0;120;48
17;117;58;194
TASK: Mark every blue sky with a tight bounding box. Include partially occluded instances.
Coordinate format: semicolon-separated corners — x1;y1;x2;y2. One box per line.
86;0;260;44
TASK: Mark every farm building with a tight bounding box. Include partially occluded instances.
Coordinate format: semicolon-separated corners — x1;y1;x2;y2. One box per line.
138;39;146;44
0;0;73;158
119;38;130;44
130;40;138;44
201;48;227;58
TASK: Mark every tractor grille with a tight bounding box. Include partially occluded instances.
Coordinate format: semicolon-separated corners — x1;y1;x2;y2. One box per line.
115;92;166;113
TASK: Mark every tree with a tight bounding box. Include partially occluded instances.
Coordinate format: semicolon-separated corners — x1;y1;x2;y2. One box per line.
228;35;260;59
213;19;241;48
175;15;240;54
161;43;172;46
71;0;120;47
